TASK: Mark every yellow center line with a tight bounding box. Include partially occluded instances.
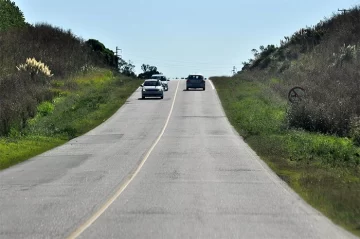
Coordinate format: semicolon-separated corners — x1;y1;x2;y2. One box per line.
67;80;181;239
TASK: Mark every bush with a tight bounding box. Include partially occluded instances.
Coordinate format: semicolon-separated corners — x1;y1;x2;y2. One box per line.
37;102;54;117
86;39;119;70
0;0;26;31
0;71;46;135
350;117;360;146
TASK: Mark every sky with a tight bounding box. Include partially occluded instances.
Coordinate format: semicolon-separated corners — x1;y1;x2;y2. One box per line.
13;0;360;78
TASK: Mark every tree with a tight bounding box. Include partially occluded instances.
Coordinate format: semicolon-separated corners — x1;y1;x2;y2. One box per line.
138;63;161;79
0;0;26;31
141;64;149;72
86;39;105;52
86;39;118;70
241;61;251;71
119;59;136;77
251;48;259;57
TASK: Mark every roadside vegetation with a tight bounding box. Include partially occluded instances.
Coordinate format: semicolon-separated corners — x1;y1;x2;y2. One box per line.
0;0;141;169
212;6;360;236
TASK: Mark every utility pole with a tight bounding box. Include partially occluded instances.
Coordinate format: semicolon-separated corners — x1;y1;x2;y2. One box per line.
115;47;122;59
232;66;237;76
338;8;350;14
115;47;122;70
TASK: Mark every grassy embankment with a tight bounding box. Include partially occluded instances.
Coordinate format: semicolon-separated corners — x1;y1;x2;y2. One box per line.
0;1;141;170
0;69;142;170
212;76;360;236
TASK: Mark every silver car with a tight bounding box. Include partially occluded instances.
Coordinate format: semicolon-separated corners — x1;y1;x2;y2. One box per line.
141;79;164;99
150;74;169;91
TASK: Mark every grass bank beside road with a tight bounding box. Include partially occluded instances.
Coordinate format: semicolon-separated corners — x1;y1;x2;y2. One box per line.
212;76;360;237
0;69;142;170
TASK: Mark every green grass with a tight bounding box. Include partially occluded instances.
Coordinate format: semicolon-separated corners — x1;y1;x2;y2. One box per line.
0;136;65;170
212;76;360;236
0;68;142;170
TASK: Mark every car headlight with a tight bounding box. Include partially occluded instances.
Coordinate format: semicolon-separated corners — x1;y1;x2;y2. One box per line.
142;88;146;91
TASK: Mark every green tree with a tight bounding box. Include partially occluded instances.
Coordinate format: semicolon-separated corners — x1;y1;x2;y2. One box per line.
86;39;106;52
86;39;118;70
119;59;136;77
0;0;26;31
138;64;161;79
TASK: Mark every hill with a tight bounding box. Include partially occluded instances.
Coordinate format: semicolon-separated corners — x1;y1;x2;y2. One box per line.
0;0;141;169
212;6;360;236
241;6;360;139
0;0;133;136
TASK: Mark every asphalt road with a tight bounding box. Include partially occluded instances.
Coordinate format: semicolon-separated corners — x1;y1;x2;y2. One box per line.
0;80;357;239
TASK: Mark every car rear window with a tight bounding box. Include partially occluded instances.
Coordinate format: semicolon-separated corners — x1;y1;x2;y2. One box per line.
188;75;203;80
144;81;160;86
151;76;166;81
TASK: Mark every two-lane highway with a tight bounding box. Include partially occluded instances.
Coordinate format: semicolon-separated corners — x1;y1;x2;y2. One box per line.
0;80;356;238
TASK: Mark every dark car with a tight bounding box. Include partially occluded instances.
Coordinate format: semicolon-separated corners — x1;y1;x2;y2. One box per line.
186;74;205;91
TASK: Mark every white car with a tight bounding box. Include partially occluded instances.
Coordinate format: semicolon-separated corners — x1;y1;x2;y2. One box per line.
140;79;164;99
150;74;169;91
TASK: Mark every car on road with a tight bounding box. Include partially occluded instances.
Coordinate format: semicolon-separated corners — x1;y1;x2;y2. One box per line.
140;79;164;99
186;74;205;91
150;74;169;91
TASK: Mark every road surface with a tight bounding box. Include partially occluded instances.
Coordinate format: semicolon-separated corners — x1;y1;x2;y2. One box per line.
0;80;356;238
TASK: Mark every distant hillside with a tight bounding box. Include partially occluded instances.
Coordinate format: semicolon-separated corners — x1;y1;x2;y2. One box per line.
239;6;360;140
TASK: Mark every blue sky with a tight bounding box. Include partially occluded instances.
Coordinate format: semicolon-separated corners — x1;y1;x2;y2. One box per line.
14;0;360;78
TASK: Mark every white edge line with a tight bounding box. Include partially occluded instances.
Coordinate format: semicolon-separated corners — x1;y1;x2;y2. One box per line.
67;80;181;239
209;80;215;90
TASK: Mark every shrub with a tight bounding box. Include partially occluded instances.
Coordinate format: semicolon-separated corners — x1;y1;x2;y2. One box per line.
37;102;54;117
86;39;119;70
0;0;26;31
16;57;53;78
349;116;360;146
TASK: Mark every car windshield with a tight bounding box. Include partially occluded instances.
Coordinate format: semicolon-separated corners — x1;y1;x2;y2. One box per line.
188;75;203;80
144;81;160;86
